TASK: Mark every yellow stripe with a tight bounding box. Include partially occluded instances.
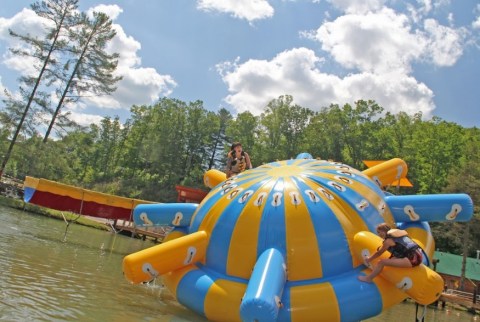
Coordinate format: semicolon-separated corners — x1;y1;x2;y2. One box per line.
284;177;322;281
290;283;340;322
24;176;39;189
304;176;370;267
204;279;245;322
226;178;275;278
319;171;396;227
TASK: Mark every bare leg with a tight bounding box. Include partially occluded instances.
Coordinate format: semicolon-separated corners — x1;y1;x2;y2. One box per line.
358;257;412;283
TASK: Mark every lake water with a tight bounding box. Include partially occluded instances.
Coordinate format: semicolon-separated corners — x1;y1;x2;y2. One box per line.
0;204;477;321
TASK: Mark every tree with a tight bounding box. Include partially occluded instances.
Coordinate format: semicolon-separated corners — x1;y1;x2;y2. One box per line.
226;111;259;164
43;10;122;142
0;0;78;178
207;108;231;170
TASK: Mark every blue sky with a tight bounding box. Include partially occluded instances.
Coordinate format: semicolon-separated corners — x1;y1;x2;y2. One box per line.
0;0;479;128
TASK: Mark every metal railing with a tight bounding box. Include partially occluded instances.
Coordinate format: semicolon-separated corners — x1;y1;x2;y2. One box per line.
445;289;480;303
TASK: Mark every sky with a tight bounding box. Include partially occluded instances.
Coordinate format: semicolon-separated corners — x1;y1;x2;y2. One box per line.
0;0;479;128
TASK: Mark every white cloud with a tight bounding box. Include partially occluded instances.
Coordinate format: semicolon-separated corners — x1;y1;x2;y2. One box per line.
66;110;104;127
219;3;469;119
0;9;51;76
197;0;274;22
0;5;177;122
87;4;123;20
327;0;386;14
0;8;48;41
218;47;435;116
473;16;480;29
82;5;177;110
84;66;177;109
423;18;465;66
315;8;425;74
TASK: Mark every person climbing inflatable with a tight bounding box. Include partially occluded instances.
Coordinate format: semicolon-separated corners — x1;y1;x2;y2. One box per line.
226;142;252;178
358;223;423;283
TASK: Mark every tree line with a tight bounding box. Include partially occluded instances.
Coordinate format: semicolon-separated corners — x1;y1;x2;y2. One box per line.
1;95;479;256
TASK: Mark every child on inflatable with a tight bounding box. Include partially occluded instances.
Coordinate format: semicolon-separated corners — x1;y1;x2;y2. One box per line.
226;142;252;178
358;223;423;283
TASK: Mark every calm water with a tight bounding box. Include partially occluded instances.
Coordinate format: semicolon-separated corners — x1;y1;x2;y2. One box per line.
0;204;477;321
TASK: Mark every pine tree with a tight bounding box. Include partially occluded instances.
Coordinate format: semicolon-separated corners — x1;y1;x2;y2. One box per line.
0;0;78;178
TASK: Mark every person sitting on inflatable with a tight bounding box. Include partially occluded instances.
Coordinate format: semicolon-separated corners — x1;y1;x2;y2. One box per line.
358;223;423;283
226;142;252;178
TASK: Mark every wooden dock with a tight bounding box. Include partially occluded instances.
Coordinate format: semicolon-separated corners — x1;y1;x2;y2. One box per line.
111;219;172;243
438;290;480;312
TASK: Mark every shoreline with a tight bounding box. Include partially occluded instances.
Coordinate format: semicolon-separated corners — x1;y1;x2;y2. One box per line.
0;195;110;231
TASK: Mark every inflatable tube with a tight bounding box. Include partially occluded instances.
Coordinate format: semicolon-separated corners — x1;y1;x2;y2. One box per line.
240;248;287;321
362;158;407;188
123;231;208;284
133;203;198;227
353;231;443;305
204;169;227;189
386;194;473;222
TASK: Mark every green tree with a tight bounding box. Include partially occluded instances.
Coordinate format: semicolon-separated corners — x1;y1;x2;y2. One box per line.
408;118;465;194
303;104;344;161
207;108;232;170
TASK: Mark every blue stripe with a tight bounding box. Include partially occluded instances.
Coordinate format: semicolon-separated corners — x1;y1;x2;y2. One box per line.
206;177;272;274
317;166;384;196
304;174;382;232
190;171;268;232
330;268;383;322
291;177;353;276
176;268;215;317
257;178;287;258
189;187;226;232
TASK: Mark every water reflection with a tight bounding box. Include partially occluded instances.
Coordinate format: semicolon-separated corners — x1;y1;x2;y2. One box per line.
0;204;476;321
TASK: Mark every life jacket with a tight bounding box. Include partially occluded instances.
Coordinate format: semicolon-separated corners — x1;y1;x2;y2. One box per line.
228;151;247;174
386;235;419;258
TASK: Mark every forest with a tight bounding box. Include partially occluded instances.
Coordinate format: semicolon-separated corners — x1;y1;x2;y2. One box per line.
0;1;478;258
1;95;479;257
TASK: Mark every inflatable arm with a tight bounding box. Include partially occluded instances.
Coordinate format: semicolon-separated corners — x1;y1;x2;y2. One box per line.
240;248;287;321
123;231;208;284
386;194;473;222
133;203;198;227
